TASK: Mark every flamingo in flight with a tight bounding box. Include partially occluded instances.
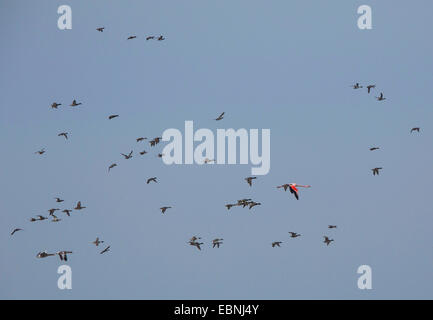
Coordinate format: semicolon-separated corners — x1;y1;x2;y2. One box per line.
278;183;311;200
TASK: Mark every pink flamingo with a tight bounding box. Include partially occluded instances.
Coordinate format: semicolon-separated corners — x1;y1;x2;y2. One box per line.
277;183;311;200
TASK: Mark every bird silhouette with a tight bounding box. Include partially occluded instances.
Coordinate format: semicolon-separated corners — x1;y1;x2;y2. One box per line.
51;102;61;109
369;147;380;151
160;206;172;214
92;237;104;246
127;36;137;40
70;99;82;106
96;27;105;32
289;232;301;238
108;115;119;120
100;246;111;254
372;167;382;176
147;177;157;184
121;151;133;159
411;127;420;133
108;163;117;172
272;241;282;247
74;201;86;210
11;228;22;236
366;84;375;93
323;236;334;246
215;112;225;121
376;92;386;101
245;176;257;186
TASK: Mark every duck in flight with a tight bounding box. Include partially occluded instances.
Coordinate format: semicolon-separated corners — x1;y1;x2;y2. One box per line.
51;102;61;109
369;147;380;151
35;148;46;155
352;83;363;89
372;167;382;176
272;241;282;248
323;236;334;246
62;209;72;217
108;115;119;120
48;208;60;216
11;228;22;236
245;176;257;187
96;27;105;32
289;232;301;238
70;99;82;107
36;251;56;259
74;201;86;210
121;151;133;159
127;36;137;40
100;246;111;254
189;240;203;251
160;206;172;214
248;201;261;209
147;177;157;184
157;35;165;41
108;163;117;172
215;112;225;121
136;137;147;142
139;150;147;155
57;251;73;261
146;36;155;40
212;239;223;248
225;203;237;210
54;197;64;203
376;93;386;101
51;214;61;222
92;237;104;246
411;127;420;133
366;84;375;93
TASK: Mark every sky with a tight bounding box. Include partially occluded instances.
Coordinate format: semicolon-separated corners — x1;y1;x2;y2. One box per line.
1;0;432;299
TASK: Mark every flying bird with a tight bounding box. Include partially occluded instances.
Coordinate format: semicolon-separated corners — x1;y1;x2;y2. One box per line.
127;36;137;40
54;197;64;203
372;167;382;176
58;132;68;140
146;36;155;40
245;176;257;187
100;246;111;254
272;241;282;248
74;201;86;210
11;228;22;236
328;225;337;229
351;83;363;89
62;209;72;217
121;151;133;159
366;84;375;93
286;183;311;200
369;147;380;151
139;150;147;155
248;201;261;209
215;112;225;121
108;163;117;172
92;237;104;246
323;236;334;246
160;206;172;214
96;27;105;32
376;92;386;101
136;137;147;142
289;232;301;238
48;208;60;216
190;236;201;242
51;215;61;222
410;127;420;133
225;204;237;210
204;158;215;164
57;251;73;261
189;240;203;251
108;115;119;120
212;239;223;248
157;153;164;158
70;99;82;107
157;35;165;41
149;137;162;146
36;251;56;259
51;102;61;109
147;177;157;184
35;149;46;155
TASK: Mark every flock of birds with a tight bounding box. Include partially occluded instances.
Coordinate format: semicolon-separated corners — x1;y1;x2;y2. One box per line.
10;27;423;261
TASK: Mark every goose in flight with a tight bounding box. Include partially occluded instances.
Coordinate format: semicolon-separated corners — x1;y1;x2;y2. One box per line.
190;236;201;242
108;115;119;120
204;158;215;164
35;148;46;155
121;151;133;159
212;238;223;248
62;209;72;217
366;84;375;93
31;215;48;222
369;147;380;151
70;99;82;107
136;137;147;142
74;201;86;210
289;232;301;238
100;246;111;254
351;83;363;89
139;150;147;155
57;251;73;261
54;197;64;203
157;35;165;41
146;36;155;40
51;102;61;109
376;93;386;101
58;132;68;140
372;167;382;176
147;177;157;184
410;127;420;133
92;237;104;246
108;163;117;172
96;27;105;32
328;225;337;229
287;183;311;200
215;112;225;121
11;228;22;236
272;241;282;248
323;236;334;246
160;206;172;214
149;137;162;147
245;176;257;187
127;36;137;40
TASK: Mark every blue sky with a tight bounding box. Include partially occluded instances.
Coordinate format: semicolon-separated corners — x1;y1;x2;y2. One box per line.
1;0;432;299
